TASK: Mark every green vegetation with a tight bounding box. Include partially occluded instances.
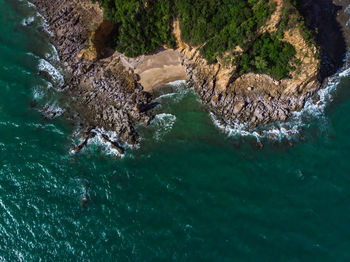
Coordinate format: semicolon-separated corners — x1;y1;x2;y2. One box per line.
94;0;304;80
239;33;296;80
175;0;275;63
96;0;175;57
277;0;316;46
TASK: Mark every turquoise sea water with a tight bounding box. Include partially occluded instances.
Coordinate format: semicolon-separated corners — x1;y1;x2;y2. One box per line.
1;0;350;261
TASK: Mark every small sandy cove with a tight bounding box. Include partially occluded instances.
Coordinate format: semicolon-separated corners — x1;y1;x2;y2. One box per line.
133;50;188;92
78;0;188;92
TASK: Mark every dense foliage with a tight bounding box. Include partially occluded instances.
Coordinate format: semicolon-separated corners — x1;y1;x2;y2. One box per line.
239;33;296;80
96;0;175;57
94;0;299;79
176;0;275;63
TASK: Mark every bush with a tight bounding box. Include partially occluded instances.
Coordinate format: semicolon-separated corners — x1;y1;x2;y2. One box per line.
239;33;296;80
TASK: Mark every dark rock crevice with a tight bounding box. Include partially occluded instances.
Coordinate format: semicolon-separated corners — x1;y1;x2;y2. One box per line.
297;0;347;79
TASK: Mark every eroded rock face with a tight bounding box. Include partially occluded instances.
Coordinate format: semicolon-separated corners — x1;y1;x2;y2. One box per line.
33;0;326;144
176;2;321;130
299;0;348;79
70;56;153;144
32;0;153;145
77;20;115;61
184;61;319;129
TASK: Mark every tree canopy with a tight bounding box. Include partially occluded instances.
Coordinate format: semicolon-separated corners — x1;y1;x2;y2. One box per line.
94;0;298;79
239;33;296;80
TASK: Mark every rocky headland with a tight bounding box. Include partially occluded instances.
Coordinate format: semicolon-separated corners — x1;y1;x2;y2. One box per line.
31;0;349;154
32;0;156;151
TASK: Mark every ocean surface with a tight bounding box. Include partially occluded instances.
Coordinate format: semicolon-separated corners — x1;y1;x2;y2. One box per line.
1;0;350;261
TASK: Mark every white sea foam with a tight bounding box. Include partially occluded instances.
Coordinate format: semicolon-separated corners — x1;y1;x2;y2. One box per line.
0;121;20;128
46;82;54;89
95;127;139;149
299;50;350;116
45;44;60;64
339;67;350;78
155;92;177;100
35;12;54;37
70;127;136;158
211;50;350;140
38;59;64;87
346;5;350;14
25;51;40;60
346;19;350;28
166;80;187;86
151;113;177;141
32;86;45;100
21;0;36;8
94;129;124;157
210;113;260;139
24;0;53;36
24;3;53;36
21;16;35;26
20;1;51;35
28;1;35;8
34;10;64;88
39;103;65;120
156;84;192;104
211;113;304;142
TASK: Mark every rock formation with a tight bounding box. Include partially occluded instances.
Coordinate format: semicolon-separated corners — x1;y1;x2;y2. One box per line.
175;0;321;129
32;0;153;147
31;0;347;152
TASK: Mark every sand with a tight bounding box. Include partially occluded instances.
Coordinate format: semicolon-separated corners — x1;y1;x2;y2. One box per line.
134;50;188;92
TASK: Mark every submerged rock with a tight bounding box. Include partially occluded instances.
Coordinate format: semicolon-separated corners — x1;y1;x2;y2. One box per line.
101;134;125;155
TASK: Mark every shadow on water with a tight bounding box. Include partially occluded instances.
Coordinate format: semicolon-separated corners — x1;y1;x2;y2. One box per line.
297;0;347;79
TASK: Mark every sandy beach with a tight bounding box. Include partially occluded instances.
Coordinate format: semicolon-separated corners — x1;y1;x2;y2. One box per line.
134;50;188;92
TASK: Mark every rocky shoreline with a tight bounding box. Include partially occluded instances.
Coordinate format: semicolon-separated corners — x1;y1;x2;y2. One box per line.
176;0;349;130
32;0;349;154
32;0;155;153
187;0;349;130
176;1;321;130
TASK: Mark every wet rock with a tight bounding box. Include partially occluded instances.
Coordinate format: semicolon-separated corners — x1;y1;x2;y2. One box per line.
101;134;125;155
40;105;65;120
72;137;89;153
32;0;154;147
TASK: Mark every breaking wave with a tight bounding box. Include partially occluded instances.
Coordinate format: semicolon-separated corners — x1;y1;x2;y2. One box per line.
155;81;191;103
21;16;34;26
39;103;65;120
151;113;177;142
45;44;60;64
71;127;133;158
38;59;64;87
211;51;350;141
